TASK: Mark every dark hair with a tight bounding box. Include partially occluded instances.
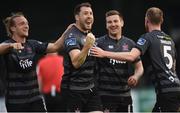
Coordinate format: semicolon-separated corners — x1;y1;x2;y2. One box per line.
3;12;24;37
74;2;91;16
105;10;123;20
146;7;163;25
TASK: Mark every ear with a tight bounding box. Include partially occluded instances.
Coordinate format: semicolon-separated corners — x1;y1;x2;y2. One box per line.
75;15;79;21
10;26;16;32
121;19;124;27
145;17;149;24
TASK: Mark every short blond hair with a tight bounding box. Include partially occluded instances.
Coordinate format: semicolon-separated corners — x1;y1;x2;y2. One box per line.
146;7;163;25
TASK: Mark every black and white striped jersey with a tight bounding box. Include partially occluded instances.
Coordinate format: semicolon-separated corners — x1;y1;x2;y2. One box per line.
96;35;140;97
62;26;96;90
2;39;48;104
136;30;180;93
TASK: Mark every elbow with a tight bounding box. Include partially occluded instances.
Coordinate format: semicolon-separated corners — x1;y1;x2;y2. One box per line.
72;61;81;69
128;55;137;62
52;44;59;52
47;43;57;53
73;64;79;69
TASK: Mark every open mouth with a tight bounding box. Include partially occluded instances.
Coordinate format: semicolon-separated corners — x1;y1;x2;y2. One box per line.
85;19;93;25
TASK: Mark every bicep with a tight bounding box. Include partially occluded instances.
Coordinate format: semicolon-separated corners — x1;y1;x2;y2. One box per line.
131;48;141;59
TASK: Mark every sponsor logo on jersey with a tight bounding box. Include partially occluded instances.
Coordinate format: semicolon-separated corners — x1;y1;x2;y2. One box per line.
157;35;171;41
160;40;172;45
19;59;33;69
137;38;146;45
110;59;126;65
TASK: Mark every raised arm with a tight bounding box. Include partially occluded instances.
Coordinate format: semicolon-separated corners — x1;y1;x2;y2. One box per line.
69;33;95;69
46;24;75;53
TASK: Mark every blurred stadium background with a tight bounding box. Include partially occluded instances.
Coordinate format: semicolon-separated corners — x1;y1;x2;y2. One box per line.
0;0;180;112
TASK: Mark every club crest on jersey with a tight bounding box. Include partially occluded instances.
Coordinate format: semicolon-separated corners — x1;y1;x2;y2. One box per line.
65;38;76;46
122;43;129;51
137;38;146;45
108;45;114;49
27;47;32;53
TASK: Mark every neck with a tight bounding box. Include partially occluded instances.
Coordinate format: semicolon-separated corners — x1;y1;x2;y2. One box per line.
12;35;26;43
75;23;89;34
109;31;122;40
148;24;161;32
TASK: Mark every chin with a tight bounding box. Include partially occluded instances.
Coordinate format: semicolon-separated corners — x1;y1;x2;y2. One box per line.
86;24;92;30
23;34;28;38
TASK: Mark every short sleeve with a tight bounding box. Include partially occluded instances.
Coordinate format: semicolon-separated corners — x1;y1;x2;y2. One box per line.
135;34;150;55
64;33;80;53
29;40;48;54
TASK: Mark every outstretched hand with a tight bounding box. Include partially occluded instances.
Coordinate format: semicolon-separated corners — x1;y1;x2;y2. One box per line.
90;47;105;58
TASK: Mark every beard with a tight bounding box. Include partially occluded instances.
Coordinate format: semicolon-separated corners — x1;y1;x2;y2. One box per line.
79;19;93;31
81;23;92;31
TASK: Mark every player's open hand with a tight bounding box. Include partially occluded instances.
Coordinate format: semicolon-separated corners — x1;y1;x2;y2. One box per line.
90;47;105;58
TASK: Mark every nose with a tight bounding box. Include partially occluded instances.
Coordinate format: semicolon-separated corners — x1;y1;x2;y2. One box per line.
111;22;116;27
25;24;29;29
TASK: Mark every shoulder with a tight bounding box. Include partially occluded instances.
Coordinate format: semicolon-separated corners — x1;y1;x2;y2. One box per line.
96;35;107;42
122;36;135;43
27;39;44;44
65;26;80;38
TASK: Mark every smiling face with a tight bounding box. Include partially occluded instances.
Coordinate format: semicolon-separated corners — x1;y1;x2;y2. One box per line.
76;6;94;31
106;14;124;38
11;16;29;38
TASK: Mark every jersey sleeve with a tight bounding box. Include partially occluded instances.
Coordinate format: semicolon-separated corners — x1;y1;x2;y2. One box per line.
64;33;80;53
30;40;48;54
128;38;141;63
135;34;150;55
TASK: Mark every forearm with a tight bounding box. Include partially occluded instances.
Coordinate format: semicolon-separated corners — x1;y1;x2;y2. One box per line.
53;28;68;51
46;34;66;53
103;48;140;62
104;51;135;62
0;43;12;54
46;24;74;53
134;61;144;79
72;47;90;69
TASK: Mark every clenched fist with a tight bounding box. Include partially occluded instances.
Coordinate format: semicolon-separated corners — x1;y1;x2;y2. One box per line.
84;33;95;49
10;43;24;50
127;75;138;87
